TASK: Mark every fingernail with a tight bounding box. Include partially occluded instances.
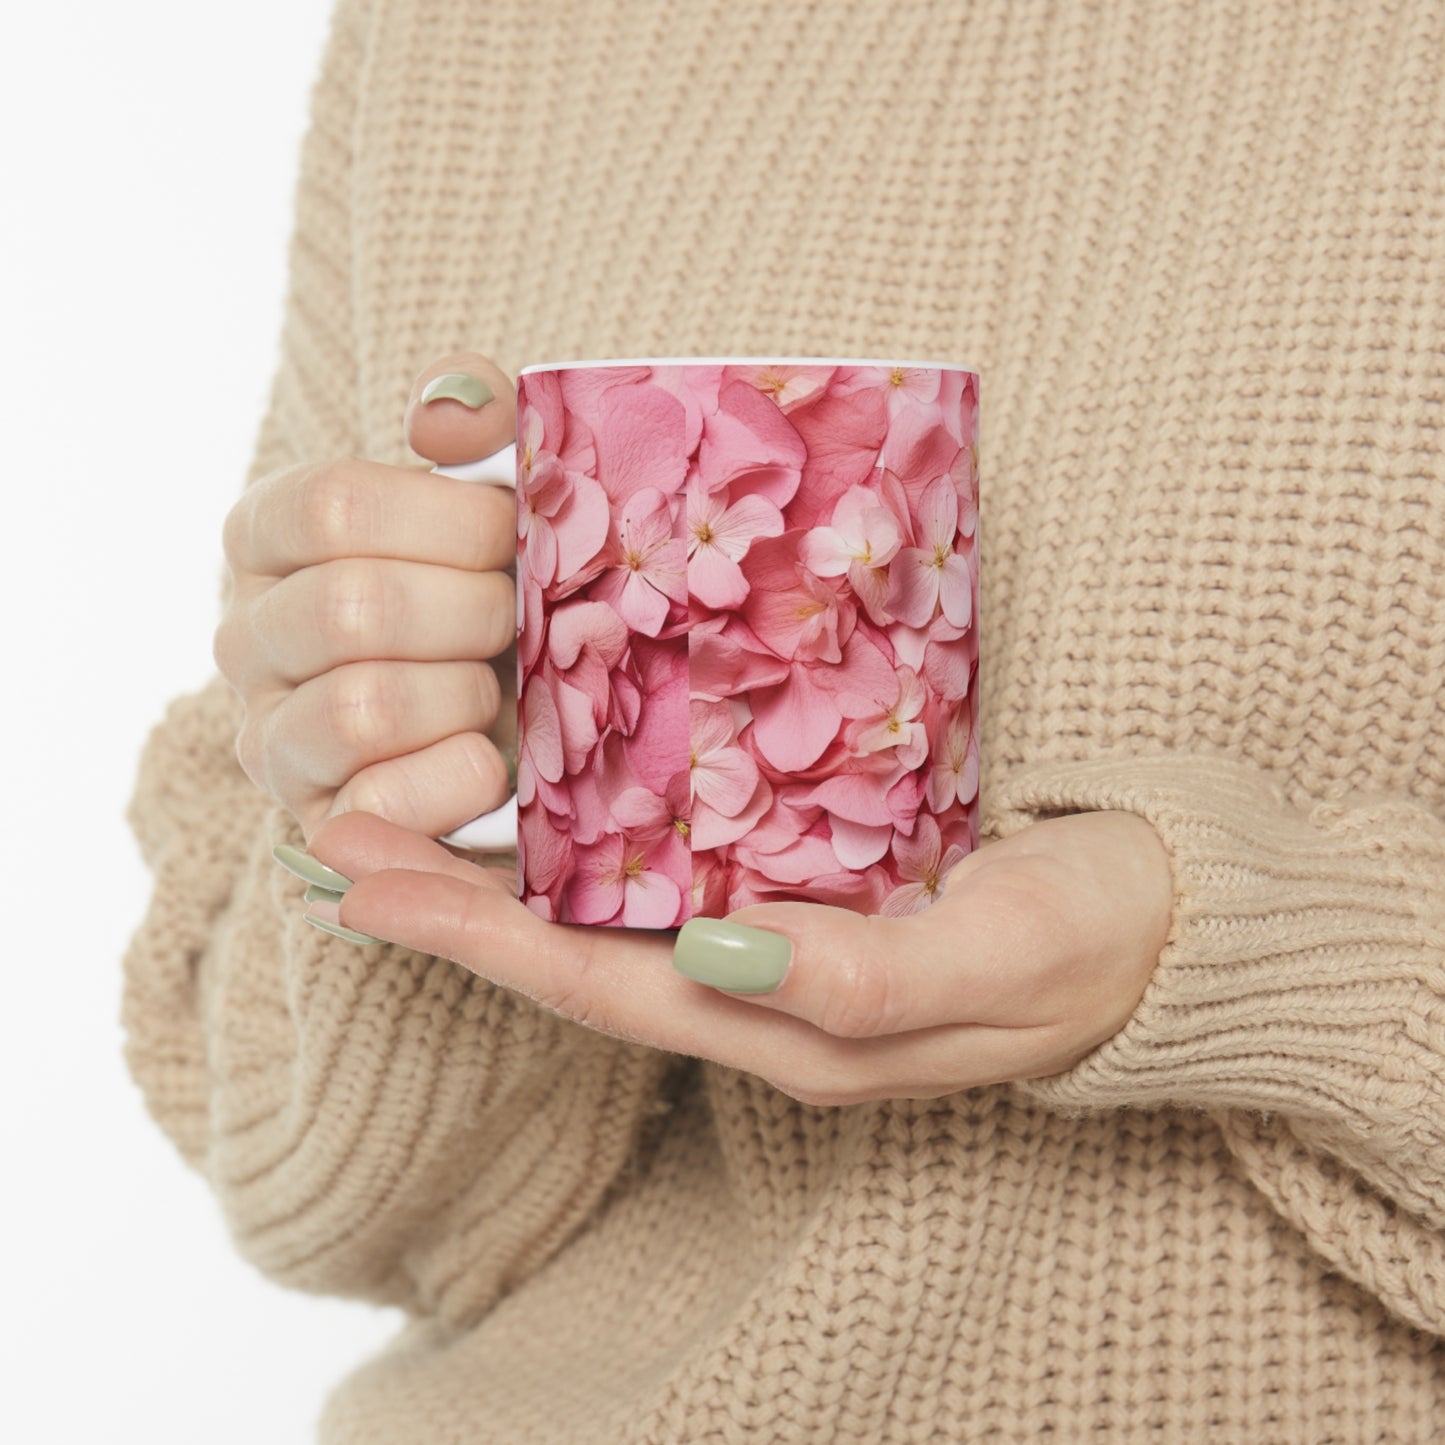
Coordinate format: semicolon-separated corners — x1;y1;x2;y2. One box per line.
304;883;346;906
273;844;352;892
672;918;792;994
302;912;385;946
503;746;519;794
421;372;494;409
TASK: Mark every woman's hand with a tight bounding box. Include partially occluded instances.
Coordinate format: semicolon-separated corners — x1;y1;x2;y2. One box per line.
296;808;1174;1105
214;353;519;846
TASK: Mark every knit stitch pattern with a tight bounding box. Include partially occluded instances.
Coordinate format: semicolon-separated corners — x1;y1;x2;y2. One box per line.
122;0;1445;1439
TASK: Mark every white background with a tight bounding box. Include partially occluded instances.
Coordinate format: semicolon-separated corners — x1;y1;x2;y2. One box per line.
0;4;407;1441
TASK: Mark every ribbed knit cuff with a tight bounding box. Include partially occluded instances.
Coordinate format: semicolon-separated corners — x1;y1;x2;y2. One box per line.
986;754;1445;1129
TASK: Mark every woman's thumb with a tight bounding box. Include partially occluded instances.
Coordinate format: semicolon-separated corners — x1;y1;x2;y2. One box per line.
405;352;517;465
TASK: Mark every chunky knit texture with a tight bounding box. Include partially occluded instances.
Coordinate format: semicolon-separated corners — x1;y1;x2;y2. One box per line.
122;0;1445;1439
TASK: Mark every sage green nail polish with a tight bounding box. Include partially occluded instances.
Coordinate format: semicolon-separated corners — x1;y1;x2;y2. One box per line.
420;372;494;409
673;918;792;994
273;844;352;892
304;883;346;906
504;748;519;793
302;913;384;946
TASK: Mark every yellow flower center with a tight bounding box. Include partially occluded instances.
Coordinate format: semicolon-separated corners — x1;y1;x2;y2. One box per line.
692;520;715;546
931;542;951;570
601;851;648;887
890;367;906;387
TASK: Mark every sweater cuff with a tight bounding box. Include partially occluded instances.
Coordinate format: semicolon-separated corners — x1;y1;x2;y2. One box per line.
986;753;1445;1125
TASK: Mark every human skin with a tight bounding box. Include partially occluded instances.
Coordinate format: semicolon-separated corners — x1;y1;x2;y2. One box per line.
303;767;1173;1105
214;353;520;846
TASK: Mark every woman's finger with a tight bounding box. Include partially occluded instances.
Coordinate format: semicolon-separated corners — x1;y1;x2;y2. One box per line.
227;455;518;578
667;895;1018;1038
307;730;514;845
405;353;517;465
258;658;500;799
299;809;507;889
236;557;516;688
308;812;1060;1102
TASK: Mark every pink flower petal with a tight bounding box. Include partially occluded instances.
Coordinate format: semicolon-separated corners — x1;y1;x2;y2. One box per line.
938;554;973;628
892;812;942;880
885;549;940;627
918;473;960;548
749;667;842;772
787;385;890;527
797;768;897;828
690;774;773;850
522;675;565;783
689;545;750;609
692;745;759;817
616;568;671;635
553;674;601;774
548;599;630;670
568;837;626;923
519;800;572;893
552;474;612;579
799;525;852;577
922;632;971;699
689;699;735;756
829;817;894;868
880;881;930;917
698;380;807;506
610;785;672;836
593;384;688;505
710;493;785;559
526;515;560;589
622;871;683;929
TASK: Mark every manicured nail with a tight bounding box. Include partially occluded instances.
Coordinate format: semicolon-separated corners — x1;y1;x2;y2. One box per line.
302;912;385;947
273;844;352;892
673;918;792;994
503;746;518;794
304;883;346;906
420;372;494;409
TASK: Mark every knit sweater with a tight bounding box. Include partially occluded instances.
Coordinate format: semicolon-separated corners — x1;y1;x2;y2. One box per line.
121;0;1445;1439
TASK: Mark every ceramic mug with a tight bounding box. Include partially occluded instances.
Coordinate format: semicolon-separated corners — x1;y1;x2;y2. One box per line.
431;357;979;929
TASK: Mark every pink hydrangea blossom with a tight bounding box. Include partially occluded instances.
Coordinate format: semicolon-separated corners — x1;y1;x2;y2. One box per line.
848;666;929;770
886;475;974;628
800;484;903;624
686;484;784;609
592;487;687;636
927;697;980;811
568;831;684;929
880;813;969;917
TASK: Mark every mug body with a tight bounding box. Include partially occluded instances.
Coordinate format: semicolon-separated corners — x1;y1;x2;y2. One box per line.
514;357;979;929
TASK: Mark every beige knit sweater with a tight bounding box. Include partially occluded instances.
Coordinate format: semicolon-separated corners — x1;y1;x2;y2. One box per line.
121;0;1445;1439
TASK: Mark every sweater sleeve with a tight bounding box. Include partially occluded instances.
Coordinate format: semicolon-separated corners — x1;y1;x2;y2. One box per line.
119;0;677;1329
988;752;1445;1338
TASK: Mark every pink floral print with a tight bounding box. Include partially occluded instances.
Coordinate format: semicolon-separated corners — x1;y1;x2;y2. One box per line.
515;363;980;928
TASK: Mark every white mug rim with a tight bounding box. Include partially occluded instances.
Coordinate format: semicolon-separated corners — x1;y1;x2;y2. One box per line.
519;355;979;375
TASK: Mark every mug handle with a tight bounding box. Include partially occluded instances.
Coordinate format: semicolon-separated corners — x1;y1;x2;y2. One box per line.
428;442;520;854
